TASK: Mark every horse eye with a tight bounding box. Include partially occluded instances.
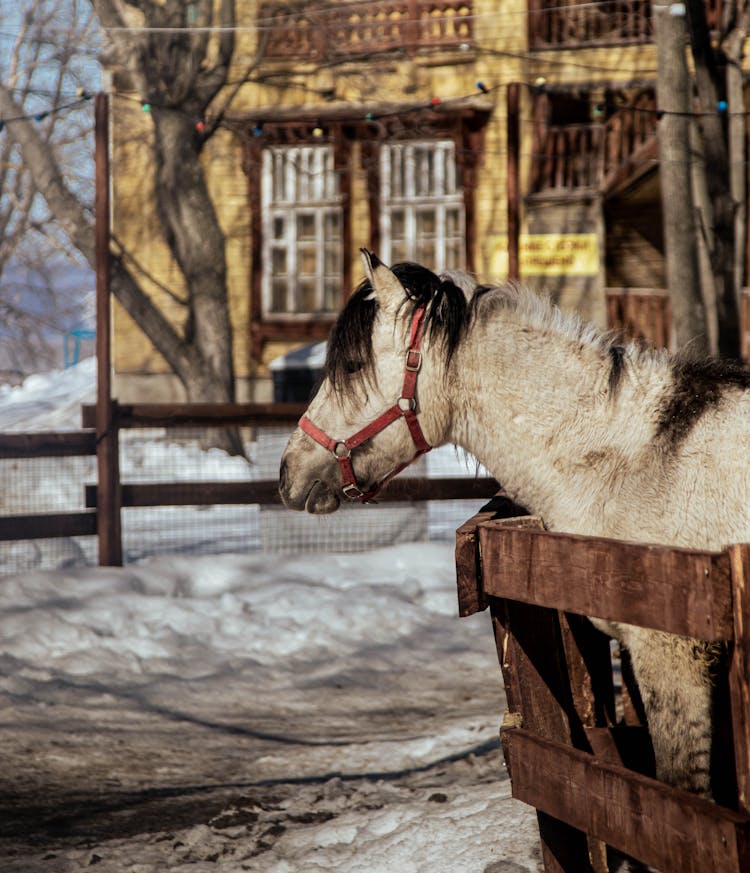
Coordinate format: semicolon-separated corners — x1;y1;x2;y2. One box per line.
345;361;364;374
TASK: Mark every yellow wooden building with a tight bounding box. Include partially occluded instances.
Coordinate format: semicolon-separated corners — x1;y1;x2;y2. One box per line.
109;0;737;401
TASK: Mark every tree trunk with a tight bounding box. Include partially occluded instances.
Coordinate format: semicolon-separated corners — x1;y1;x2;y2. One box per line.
724;3;750;339
655;4;710;355
149;109;244;455
685;0;741;358
689;121;720;354
151;110;236;396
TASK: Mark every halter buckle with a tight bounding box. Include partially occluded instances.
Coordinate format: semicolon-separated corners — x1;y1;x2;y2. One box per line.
343;483;364;499
405;349;422;372
333;441;351;459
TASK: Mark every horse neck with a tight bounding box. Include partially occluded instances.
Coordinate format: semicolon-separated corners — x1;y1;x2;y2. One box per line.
443;308;666;527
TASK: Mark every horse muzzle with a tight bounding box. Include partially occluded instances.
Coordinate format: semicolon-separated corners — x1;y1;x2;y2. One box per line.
278;446;342;514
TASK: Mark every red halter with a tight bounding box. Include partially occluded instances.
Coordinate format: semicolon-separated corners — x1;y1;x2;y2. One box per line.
298;304;432;502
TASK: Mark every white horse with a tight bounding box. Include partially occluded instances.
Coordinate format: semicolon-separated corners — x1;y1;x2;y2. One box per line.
279;249;750;801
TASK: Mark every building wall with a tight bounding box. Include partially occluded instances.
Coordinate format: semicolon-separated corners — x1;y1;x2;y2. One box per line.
110;1;669;401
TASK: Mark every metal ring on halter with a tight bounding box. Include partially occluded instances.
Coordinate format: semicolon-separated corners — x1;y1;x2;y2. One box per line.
333;441;351;459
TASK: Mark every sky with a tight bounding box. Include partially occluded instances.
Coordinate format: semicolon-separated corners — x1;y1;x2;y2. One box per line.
0;360;543;872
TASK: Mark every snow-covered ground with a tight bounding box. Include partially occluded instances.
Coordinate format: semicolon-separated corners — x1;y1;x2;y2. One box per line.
0;360;541;872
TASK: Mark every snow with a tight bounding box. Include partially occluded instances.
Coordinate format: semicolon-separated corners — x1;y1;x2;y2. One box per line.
0;359;541;872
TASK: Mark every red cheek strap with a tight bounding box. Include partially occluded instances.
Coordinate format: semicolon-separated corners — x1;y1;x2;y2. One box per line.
298;304;431;502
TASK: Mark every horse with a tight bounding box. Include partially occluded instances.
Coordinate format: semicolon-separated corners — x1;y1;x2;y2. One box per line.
279;249;750;802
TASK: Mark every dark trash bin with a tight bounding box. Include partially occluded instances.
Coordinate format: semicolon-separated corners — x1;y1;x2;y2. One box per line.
270;341;326;403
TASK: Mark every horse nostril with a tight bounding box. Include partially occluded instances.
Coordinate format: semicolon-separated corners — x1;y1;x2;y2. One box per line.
279;458;288;493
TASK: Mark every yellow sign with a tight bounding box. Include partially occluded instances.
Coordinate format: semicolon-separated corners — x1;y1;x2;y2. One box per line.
488;234;600;277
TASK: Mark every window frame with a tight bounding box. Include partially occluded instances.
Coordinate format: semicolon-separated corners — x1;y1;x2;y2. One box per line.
245;121;352;362
379;139;466;272
245;111;487;364
261;145;344;321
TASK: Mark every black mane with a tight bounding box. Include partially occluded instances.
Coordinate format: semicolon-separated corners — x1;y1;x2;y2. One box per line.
325;262;469;391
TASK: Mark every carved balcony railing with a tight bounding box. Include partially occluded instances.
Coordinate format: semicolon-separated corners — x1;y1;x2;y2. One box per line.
530;124;606;191
530;90;658;194
528;0;652;49
259;0;473;61
528;0;724;50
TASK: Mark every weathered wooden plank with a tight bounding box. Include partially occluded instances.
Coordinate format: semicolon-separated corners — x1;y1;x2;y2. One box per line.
0;431;96;459
85;481;282;507
454;494;532;616
81;402;307;429
559;613;617;733
492;581;597;872
558;613;619;873
478;524;733;640
583;725;654;775
729;543;750;815
86;477;499;508
505;728;750;873
0;511;98;541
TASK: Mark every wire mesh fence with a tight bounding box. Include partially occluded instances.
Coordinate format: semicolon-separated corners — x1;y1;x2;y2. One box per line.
1;422;493;575
0;452;98;574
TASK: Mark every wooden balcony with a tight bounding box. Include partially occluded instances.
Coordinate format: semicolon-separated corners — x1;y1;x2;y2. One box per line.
530;90;658;195
259;0;473;61
528;0;723;50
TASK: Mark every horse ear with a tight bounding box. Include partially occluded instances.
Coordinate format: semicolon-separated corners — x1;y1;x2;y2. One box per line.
360;249;407;310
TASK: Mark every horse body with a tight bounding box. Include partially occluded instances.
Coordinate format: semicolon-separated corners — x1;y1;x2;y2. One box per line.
280;251;750;799
448;299;750;552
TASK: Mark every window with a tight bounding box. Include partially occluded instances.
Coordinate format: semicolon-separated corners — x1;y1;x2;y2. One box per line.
261;145;343;318
380;141;465;272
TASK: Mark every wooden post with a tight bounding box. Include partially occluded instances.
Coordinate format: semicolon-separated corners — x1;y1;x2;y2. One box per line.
729;544;750;814
654;2;709;355
95;92;123;566
507;82;520;282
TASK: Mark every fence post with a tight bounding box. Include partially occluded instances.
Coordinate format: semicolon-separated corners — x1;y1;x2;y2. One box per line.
95;92;123;566
507;82;521;282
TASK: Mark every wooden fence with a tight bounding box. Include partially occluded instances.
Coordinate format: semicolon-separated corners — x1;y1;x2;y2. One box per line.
455;498;750;872
0;401;498;565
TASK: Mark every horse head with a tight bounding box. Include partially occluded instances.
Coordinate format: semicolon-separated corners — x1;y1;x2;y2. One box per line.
279;250;468;514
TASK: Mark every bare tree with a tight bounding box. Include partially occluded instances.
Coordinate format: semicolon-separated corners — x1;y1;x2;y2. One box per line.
0;0;97;381
93;0;239;417
683;0;748;358
1;0;271;453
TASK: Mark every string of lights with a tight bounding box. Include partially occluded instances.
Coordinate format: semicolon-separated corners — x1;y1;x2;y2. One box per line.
1;76;744;140
0;89;92;132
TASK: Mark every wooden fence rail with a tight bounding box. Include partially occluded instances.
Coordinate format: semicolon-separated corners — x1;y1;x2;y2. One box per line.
1;403;498;556
79;401;306;429
0;430;99;542
455;499;750;872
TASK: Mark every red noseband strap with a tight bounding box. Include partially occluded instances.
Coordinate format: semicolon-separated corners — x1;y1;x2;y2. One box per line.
299;304;431;502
